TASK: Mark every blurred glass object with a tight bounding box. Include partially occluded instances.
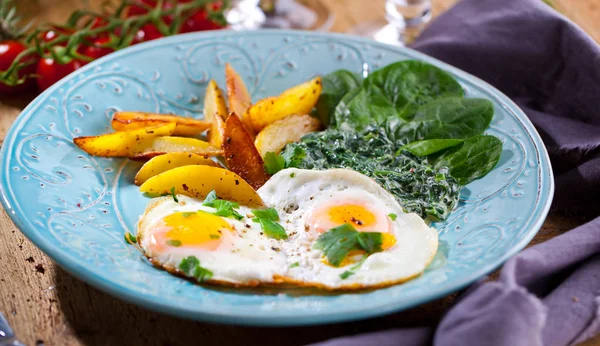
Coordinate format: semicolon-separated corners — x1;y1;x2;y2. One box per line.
349;0;432;46
226;0;334;31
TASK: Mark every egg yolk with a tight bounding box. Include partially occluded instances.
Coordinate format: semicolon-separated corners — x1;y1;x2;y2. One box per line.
308;201;392;234
149;211;232;252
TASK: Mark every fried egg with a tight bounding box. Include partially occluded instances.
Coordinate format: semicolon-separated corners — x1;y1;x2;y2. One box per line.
137;168;438;290
258;168;439;290
137;195;286;286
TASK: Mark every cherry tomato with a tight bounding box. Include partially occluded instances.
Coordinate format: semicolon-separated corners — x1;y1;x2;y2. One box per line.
36;58;85;92
132;24;164;45
179;10;222;33
82;37;114;60
0;41;37;95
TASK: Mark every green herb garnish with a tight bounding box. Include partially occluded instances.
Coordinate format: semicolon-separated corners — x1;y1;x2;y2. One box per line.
252;207;288;240
339;256;368;279
202;190;243;220
290;172;296;178
314;224;383;267
264;152;286;175
179;256;213;282
166;239;182;247
181;212;196;218
170;187;179;203
209;234;220;239
124;232;137;245
290;262;300;268
388;213;397;221
340;271;354;279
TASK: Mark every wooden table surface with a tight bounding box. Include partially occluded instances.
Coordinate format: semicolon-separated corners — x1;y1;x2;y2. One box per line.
1;1;599;345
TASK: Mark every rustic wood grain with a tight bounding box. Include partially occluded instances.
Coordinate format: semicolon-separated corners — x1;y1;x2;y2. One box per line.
1;0;599;345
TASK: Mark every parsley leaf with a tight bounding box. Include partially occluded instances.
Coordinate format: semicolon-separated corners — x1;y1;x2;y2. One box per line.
252;208;288;239
252;208;280;221
314;224;385;267
179;256;213;282
166;239;182;247
290;172;296;178
290;262;300;268
340;271;354;279
170;187;179;203
202;190;243;220
209;234;220;239
124;232;137;245
181;212;196;218
388;213;397;221
264;152;286;175
357;232;383;253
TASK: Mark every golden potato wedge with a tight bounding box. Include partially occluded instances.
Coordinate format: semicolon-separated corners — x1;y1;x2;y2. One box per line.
140;165;263;207
73;123;176;157
225;63;255;136
130;136;222;161
134;152;220;185
112;112;210;136
245;76;322;132
223;113;270;190
255;114;322;157
204;80;227;148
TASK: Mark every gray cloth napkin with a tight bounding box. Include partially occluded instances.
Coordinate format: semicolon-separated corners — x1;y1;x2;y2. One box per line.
311;0;600;345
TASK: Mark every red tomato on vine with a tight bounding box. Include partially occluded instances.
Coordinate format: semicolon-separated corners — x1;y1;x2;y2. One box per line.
0;41;37;94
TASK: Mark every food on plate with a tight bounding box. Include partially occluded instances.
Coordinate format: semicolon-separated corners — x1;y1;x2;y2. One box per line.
134;152;220;185
111;112;211;137
222;113;270;190
129;136;222;161
245;76;322;132
225;63;254;136
73;59;504;292
73;123;176;157
139;165;263;208
136;168;438;289
137;195;285;286
254;114;321;157
203;80;227;148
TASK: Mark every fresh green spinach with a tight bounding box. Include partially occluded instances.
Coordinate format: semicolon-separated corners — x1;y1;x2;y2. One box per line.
315;70;362;126
431;135;503;185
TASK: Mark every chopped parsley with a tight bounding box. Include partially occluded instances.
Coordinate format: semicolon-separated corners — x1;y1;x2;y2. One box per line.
264;152;286;175
339;256;367;279
314;224;383;267
252;207;288;240
209;234;221;239
179;256;213;282
388;213;398;221
340;271;354;279
181;212;196;218
290;172;296;178
170;187;179;203
290;262;300;268
166;239;182;247
124;232;137;245
202;190;243;220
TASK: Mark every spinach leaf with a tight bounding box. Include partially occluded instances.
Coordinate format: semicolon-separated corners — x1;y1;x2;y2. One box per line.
431;135;502;185
385;97;494;146
401;139;464;157
364;60;464;119
316;70;362;126
333;61;464;131
412;97;494;139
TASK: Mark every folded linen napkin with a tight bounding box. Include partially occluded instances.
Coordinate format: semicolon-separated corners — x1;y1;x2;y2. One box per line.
311;0;600;345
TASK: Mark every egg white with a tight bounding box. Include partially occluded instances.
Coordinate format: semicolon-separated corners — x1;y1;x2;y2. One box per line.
258;168;439;290
137;195;286;286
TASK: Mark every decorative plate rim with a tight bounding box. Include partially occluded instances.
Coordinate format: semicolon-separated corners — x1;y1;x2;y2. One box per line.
0;30;554;326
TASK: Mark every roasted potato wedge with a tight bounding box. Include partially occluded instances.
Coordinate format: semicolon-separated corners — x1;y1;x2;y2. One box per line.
130;136;222;161
73;123;176;157
225;63;255;136
204;80;227;148
111;112;210;136
139;165;263;207
255;114;321;157
134;152;220;185
223;113;270;189
245;76;322;132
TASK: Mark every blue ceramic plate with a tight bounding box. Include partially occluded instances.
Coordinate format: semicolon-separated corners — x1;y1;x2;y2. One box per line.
0;30;553;326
